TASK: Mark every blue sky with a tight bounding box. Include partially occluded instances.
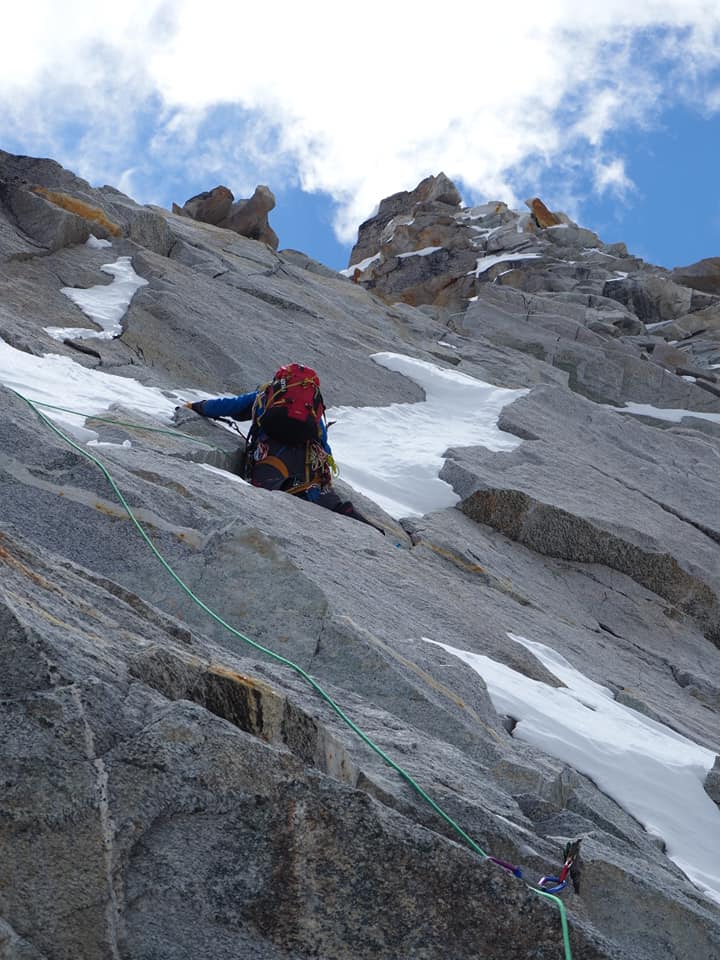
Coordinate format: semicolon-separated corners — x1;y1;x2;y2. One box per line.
1;2;720;272
575;104;720;269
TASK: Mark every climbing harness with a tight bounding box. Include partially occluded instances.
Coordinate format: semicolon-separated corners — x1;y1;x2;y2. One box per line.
12;387;575;960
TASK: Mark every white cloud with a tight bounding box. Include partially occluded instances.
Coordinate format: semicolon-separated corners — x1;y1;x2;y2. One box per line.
117;167;138;198
1;1;720;241
709;87;720;112
593;157;636;197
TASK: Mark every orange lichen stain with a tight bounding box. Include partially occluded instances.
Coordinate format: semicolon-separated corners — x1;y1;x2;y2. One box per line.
425;541;486;575
208;662;272;694
0;538;58;592
32;186;122;236
94;501;124;520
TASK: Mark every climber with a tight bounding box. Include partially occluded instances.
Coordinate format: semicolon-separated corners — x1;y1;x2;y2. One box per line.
184;362;383;532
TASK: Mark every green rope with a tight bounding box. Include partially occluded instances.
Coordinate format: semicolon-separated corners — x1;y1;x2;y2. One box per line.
24;398;224;451
14;387;573;960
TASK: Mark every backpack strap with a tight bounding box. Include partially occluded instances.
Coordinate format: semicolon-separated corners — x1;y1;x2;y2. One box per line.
261;455;289;479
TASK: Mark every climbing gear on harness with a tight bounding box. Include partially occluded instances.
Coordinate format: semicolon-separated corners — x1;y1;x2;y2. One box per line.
248;438;331;495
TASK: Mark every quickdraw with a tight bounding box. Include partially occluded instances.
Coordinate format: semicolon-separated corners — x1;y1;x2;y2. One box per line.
538;840;582;894
490;839;582;896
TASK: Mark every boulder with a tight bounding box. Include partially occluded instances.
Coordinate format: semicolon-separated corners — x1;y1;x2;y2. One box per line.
608;275;718;324
672;256;720;295
650;342;698;371
604;241;629;258
543;224;603;250
0;151;131;253
174;184;234;225
661;303;720;340
173;184;278;249
360;245;478;310
0;195;41;259
603;275;695;323
104;200;175;257
648;343;719;386
376;171;462;216
525;196;562;228
219;185;278;249
0;148;92;193
348;172;462;265
0;180;94;251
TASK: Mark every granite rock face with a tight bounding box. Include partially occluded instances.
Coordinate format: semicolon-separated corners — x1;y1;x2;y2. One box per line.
1;154;720;960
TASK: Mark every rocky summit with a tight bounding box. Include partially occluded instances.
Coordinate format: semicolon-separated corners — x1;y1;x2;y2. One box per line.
1;152;720;960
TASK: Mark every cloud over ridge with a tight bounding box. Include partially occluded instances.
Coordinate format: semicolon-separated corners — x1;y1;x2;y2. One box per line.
3;1;720;241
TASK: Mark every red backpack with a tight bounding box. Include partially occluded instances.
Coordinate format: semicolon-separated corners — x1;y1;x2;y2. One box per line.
254;363;325;444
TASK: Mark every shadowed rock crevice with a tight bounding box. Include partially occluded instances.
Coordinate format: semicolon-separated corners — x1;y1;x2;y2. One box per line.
129;647;364;789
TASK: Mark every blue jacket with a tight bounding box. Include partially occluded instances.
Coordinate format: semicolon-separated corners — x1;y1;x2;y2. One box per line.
194;390;332;453
197;390;257;422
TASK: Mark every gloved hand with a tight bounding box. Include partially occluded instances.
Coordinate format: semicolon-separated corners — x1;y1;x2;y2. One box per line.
176;400;204;414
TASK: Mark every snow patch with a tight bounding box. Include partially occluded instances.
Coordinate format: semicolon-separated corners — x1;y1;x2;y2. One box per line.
425;634;720;905
471;252;541;278
340;252;381;276
46;257;148;341
618;402;720;425
461;203;507;220
86;235;113;249
87;439;132;449
397;246;443;258
0;337;179;435
328;352;526;518
581;247;618;259
200;464;249;485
